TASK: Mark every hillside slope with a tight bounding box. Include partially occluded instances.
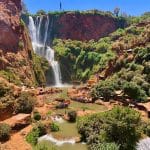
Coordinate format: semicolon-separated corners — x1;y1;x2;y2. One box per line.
0;0;48;86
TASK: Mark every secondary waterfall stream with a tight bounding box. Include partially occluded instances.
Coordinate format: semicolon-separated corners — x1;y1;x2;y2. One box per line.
28;16;62;87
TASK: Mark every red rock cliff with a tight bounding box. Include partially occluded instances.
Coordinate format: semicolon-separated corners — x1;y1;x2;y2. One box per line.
0;0;22;51
56;13;118;41
0;0;36;86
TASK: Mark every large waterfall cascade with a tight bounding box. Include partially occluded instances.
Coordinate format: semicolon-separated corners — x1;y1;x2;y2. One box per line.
28;16;62;87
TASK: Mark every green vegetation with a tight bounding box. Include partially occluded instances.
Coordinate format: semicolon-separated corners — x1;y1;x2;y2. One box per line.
33;111;41;121
14;91;35;114
0;81;36;115
91;79;116;101
141;121;150;137
0;68;21;85
0;123;11;142
53;38;116;82
41;10;115;18
68;111;77;122
18;40;24;49
34;142;57;150
26;123;47;145
31;52;49;86
91;21;150;102
77;107;141;150
89;143;120;150
50;122;60;132
36;10;46;15
0;81;11;98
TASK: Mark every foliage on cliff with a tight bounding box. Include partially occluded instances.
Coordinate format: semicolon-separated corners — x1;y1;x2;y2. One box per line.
53;38;116;82
31;52;49;86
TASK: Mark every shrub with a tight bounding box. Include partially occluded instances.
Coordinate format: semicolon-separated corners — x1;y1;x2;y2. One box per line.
110;28;125;41
0;123;11;142
68;111;77;122
96;42;110;53
14;91;35;114
77;106;141;150
36;10;46;15
89;142;120;150
34;141;57;150
91;80;116;101
18;40;24;49
141;121;150;137
50;123;59;132
123;82;147;102
0;82;11;97
33;111;41;121
26;123;46;145
126;26;140;35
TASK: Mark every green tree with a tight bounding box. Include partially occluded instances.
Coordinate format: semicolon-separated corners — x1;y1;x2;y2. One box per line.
0;123;11;142
114;7;120;17
77;107;141;150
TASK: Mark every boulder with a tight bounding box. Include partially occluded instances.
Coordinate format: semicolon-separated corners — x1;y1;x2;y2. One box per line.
2;114;31;130
95;100;104;105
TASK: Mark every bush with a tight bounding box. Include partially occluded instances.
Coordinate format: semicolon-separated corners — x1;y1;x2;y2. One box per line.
91;80;116;101
123;82;147;102
96;42;110;53
33;111;41;121
141;121;150;137
0;123;11;142
14;91;35;114
0;82;11;97
50;123;59;132
77;106;141;150
26;123;46;145
68;111;77;122
36;10;46;15
110;28;125;41
89;142;120;150
34;141;57;150
18;40;24;49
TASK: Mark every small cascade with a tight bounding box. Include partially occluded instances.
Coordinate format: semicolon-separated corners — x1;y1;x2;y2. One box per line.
38;134;76;146
137;138;150;150
28;16;62;86
51;115;64;123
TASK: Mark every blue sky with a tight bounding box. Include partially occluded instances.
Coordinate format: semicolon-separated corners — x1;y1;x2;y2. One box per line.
24;0;150;16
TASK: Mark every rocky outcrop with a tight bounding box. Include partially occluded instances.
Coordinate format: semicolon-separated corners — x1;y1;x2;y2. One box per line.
0;0;38;86
0;0;21;51
56;13;119;41
2;114;31;130
23;13;121;42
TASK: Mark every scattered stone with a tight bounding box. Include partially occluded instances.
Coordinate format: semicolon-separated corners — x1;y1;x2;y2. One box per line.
95;100;103;105
74;136;81;143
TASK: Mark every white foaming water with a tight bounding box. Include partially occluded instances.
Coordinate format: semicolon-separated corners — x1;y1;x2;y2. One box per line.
38;134;76;146
51;116;64;123
137;138;150;150
28;16;62;87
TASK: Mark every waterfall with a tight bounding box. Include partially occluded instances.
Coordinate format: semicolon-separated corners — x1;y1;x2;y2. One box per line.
38;134;76;146
28;16;62;87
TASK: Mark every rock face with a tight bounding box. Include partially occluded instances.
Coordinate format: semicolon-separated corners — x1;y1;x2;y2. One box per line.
0;0;21;51
2;114;31;130
23;13;120;42
0;0;37;86
56;13;118;41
